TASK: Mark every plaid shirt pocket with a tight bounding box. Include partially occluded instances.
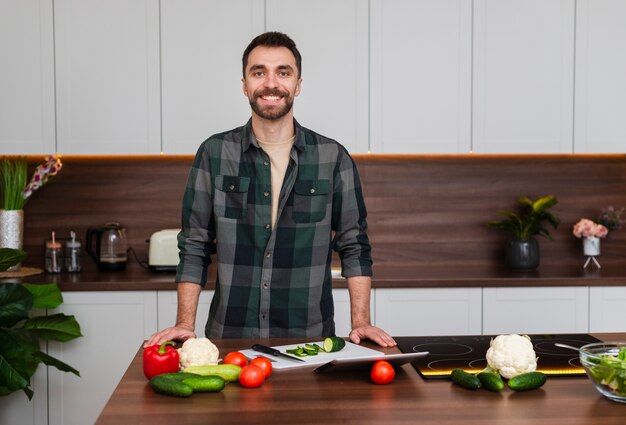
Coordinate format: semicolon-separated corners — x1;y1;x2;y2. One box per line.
214;175;250;219
292;179;330;223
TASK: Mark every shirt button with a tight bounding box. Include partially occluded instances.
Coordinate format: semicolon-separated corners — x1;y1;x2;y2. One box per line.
310;188;316;194
229;184;235;190
265;252;271;258
265;223;271;229
264;160;269;166
263;283;269;289
264;191;270;197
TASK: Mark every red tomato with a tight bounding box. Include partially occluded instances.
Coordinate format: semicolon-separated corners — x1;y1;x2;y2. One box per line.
370;360;395;385
239;364;265;388
223;351;249;367
250;356;273;378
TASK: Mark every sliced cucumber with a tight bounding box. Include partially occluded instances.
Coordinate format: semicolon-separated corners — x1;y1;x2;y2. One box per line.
323;337;346;353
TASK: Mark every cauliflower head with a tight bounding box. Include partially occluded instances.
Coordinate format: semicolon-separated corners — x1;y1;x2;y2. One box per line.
485;334;537;379
178;337;219;369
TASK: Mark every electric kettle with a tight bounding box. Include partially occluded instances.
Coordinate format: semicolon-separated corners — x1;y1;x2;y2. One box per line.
86;223;128;271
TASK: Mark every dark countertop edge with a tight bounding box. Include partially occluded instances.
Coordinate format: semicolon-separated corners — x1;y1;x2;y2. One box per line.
3;264;625;291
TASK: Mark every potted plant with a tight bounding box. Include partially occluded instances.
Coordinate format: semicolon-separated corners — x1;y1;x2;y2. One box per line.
0;248;81;399
1;155;62;270
487;195;560;270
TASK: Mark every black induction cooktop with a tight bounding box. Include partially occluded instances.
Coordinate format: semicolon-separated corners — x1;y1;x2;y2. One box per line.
396;333;600;380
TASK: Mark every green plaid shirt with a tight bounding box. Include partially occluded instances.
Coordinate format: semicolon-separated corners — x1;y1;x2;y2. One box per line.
176;119;372;339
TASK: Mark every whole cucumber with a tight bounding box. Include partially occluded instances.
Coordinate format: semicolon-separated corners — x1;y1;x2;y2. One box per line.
508;372;547;391
182;375;226;392
183;364;242;382
149;375;193;397
477;372;504;392
450;368;481;390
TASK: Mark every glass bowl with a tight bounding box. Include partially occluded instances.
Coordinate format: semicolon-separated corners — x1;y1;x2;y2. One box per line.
579;342;626;403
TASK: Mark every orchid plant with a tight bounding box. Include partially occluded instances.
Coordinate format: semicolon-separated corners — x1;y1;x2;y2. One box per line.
572;218;608;239
0;155;62;210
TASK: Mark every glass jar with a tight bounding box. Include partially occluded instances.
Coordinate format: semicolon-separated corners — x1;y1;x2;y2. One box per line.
64;238;83;272
45;240;63;273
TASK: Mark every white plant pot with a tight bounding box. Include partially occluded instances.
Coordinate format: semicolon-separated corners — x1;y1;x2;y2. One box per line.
583;236;601;257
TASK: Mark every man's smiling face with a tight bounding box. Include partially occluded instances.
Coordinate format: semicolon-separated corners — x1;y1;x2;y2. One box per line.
242;46;302;121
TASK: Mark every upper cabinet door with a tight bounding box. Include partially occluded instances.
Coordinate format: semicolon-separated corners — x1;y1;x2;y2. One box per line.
370;0;472;154
574;0;626;153
160;1;264;154
266;0;369;154
54;0;160;154
473;0;575;153
0;0;55;154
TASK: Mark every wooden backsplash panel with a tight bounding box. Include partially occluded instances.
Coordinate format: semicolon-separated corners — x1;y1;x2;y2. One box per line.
18;154;626;270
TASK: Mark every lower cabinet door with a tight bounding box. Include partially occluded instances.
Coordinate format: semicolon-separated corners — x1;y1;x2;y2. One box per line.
482;287;589;334
47;291;158;425
375;288;482;336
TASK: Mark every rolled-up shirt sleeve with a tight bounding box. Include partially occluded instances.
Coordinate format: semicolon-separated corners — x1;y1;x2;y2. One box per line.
176;144;217;286
331;148;373;278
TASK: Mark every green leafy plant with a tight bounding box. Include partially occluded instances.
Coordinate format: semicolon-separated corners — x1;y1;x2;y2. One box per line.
0;157;28;210
487;195;560;240
0;248;81;399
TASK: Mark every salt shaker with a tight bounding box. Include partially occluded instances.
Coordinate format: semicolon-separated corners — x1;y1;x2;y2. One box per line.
65;231;82;273
45;232;62;273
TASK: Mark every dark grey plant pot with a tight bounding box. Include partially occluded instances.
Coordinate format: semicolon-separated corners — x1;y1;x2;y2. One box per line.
505;238;540;270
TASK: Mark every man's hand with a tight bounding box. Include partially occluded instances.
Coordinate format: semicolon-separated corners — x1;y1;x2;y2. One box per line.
144;325;196;348
349;325;397;348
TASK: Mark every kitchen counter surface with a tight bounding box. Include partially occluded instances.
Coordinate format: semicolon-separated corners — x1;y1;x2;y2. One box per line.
96;333;626;425
3;263;626;291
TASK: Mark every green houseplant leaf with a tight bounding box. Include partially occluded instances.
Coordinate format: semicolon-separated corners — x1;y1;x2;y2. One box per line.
487;195;560;240
0;283;32;328
0;248;27;272
23;313;82;342
0;250;82;399
22;283;63;309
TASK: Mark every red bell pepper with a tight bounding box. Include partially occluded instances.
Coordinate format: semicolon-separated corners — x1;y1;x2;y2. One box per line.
143;341;180;379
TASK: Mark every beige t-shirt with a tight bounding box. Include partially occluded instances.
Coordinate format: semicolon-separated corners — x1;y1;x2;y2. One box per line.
256;135;295;228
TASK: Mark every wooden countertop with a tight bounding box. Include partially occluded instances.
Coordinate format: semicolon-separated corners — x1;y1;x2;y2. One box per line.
3;263;626;291
96;333;626;425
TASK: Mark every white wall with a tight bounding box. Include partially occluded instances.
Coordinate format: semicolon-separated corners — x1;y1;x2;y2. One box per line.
1;0;625;155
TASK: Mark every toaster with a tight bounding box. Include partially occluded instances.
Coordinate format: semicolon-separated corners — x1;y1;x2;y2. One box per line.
148;229;180;271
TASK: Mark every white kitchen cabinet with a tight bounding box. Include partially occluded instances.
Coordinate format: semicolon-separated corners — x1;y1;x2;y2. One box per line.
370;0;472;154
47;291;158;425
375;288;482;336
160;0;264;154
589;287;626;332
473;0;575;153
54;0;161;154
332;288;375;337
0;0;55;154
157;289;214;338
482;287;589;334
266;0;369;154
574;0;626;153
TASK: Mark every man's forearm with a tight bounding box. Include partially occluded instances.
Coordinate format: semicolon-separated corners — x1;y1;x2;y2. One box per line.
176;282;202;331
346;276;372;328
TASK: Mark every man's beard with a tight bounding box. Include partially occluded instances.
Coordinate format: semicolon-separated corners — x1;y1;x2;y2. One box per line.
249;88;294;120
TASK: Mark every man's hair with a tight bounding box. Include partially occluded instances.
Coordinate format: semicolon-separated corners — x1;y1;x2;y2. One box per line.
242;32;302;78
